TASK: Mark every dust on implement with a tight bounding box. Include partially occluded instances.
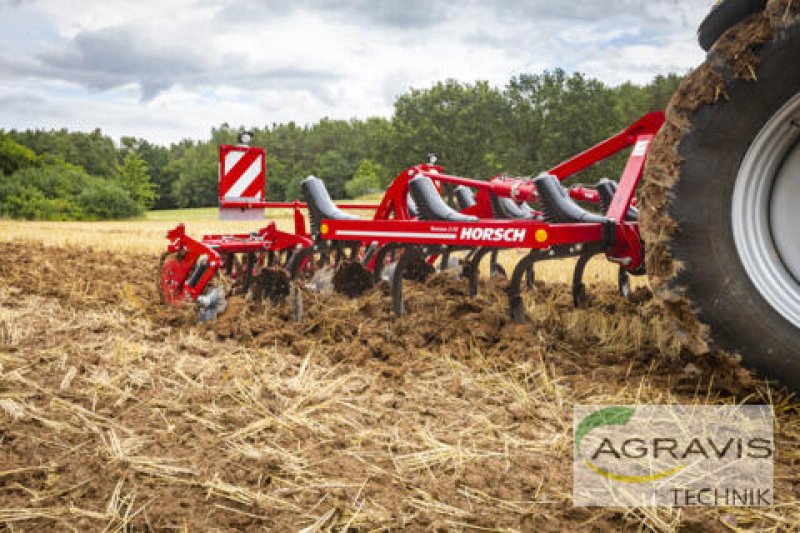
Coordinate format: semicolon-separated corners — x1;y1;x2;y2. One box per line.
160;0;800;388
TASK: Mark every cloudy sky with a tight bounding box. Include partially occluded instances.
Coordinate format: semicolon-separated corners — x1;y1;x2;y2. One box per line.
0;0;711;145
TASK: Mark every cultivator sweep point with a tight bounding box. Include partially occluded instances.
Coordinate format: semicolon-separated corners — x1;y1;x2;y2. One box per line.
160;112;664;323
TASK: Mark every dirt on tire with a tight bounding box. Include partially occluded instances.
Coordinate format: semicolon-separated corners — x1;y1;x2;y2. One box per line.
641;0;800;354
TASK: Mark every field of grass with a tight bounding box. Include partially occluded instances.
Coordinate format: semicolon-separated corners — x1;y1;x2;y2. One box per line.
0;207;296;253
0;202;378;253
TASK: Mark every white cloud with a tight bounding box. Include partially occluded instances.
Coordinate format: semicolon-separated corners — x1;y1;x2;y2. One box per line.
0;0;710;144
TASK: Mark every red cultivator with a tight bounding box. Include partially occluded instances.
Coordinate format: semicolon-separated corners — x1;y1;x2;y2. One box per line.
160;112;664;321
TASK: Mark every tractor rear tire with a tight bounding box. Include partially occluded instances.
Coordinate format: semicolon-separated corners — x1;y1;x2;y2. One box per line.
697;0;766;51
644;17;800;387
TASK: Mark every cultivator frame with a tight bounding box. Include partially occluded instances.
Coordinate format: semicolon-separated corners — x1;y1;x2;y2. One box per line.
161;112;664;321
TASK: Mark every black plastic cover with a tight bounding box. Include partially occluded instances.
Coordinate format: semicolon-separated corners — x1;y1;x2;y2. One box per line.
408;176;479;222
454;185;477;210
491;194;536;220
301;176;361;235
533;173;610;224
595;178;639;221
406;191;418;218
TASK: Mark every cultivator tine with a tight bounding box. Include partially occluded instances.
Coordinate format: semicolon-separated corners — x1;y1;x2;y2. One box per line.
571;251;598;308
390;245;441;317
467;247;493;297
333;246;344;267
525;261;535;289
318;249;330;269
286;245;316;279
465;248;520;296
363;242;378;264
439;247;451;272
224;253;234;276
508;251;538;323
618;267;632;301
373;243;401;282
463;248;478;264
489;249;506;278
391;246;415;317
290;284;303;322
242;252;256;294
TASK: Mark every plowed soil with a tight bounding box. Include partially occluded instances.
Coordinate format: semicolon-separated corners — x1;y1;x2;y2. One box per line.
1;242;798;531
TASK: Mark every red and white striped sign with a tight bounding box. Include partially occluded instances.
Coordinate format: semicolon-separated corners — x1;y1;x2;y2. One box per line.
218;144;266;203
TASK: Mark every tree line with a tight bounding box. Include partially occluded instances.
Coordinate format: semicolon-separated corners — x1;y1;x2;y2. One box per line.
0;69;681;220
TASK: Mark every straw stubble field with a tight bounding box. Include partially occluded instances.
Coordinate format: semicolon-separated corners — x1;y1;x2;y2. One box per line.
0;212;798;531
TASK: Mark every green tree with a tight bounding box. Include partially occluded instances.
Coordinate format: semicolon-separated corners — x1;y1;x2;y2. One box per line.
506;69;621;182
121;136;173;209
391;80;514;179
9;128;117;176
314;149;354;199
0;163;139;220
76;179;140;220
284;174;307;202
168;142;218;208
345;159;382;198
1;185;83;221
265;154;290;201
0;135;38;175
116;152;157;210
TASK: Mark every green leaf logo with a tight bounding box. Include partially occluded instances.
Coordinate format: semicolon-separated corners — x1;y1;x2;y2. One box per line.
575;406;635;452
